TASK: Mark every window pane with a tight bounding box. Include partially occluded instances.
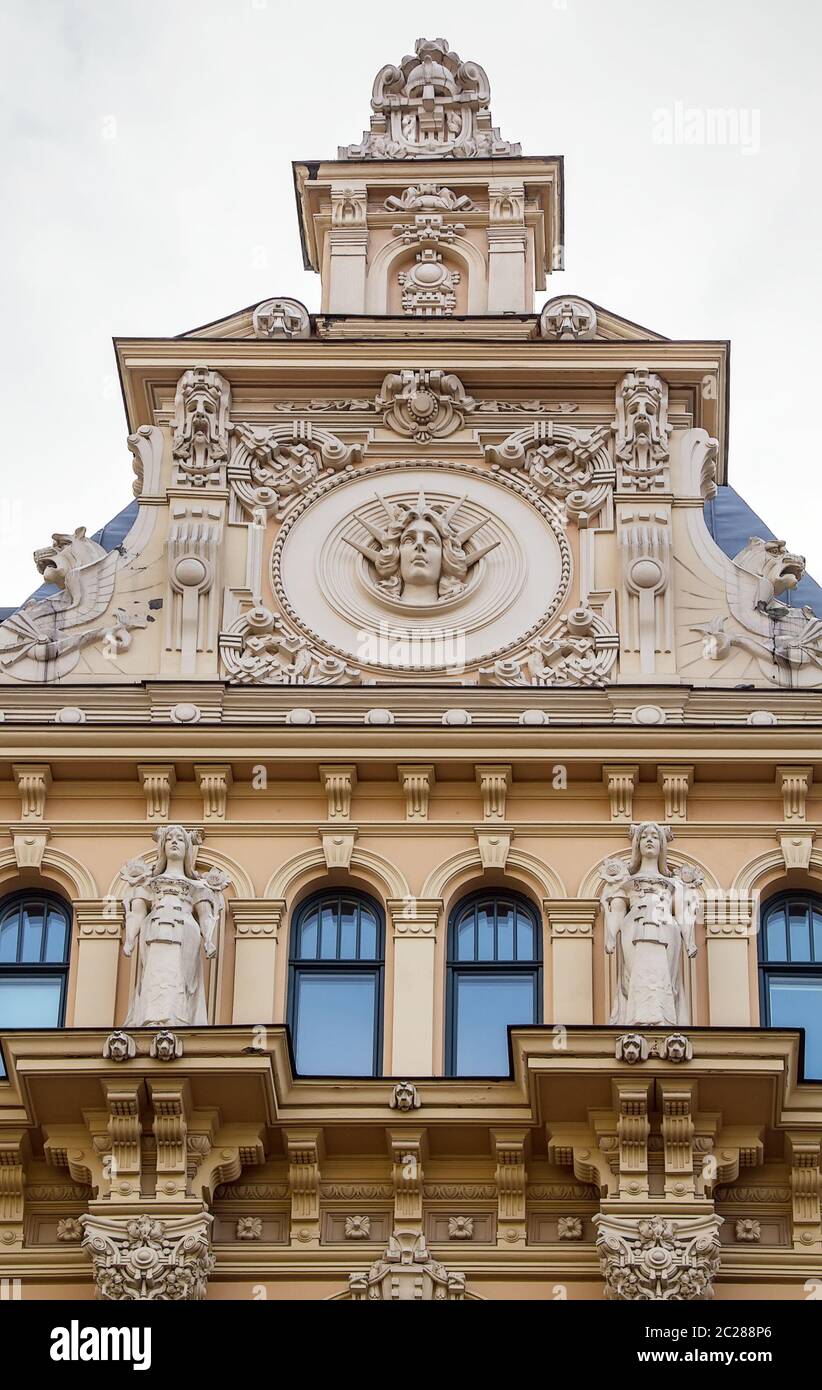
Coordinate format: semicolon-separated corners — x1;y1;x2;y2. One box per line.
0;911;20;963
516;909;535;961
359;907;377;960
456;910;475;961
497;904;514;961
319;903;338;959
813;910;822;962
293;971;377;1075
789;905;812;962
21;904;45;963
453;973;536;1076
765;907;787;961
298;908;318;959
44;908;68;963
476;905;494;961
0;975;63;1027
767;975;822;1080
339;901;358;959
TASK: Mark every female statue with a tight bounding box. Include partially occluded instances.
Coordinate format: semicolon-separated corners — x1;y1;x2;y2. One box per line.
602;823;701;1027
345;491;499;605
121;825;228;1028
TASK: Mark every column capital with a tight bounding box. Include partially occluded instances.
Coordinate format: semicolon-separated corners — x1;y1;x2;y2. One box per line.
543;897;600;938
230;898;285;938
387;898;442;938
74;898;124;939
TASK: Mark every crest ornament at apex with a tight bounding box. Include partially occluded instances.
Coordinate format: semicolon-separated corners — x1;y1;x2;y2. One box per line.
340;38;521;160
252;298;310;340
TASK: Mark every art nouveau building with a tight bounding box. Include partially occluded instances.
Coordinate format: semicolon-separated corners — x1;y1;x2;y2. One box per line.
0;38;821;1303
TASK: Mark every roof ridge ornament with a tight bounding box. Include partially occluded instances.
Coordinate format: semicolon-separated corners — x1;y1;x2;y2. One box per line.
339;37;521;161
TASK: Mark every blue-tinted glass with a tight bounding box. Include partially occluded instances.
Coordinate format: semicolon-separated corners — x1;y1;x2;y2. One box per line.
789;905;812;962
453;973;536;1076
298;908;318;959
456;910;475;961
44;908;68;963
359;907;377;960
0;911;20;963
319;903;337;959
339;901;357;959
21;905;44;963
813;910;822;962
0;975;63;1027
768;976;822;1080
765;907;787;961
477;905;494;961
497;904;514;961
516;909;534;961
293;972;377;1075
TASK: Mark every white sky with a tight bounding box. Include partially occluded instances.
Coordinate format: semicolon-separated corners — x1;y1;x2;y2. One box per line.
0;0;820;604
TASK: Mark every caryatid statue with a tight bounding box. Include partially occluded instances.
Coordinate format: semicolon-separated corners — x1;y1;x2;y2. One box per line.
120;825;229;1028
345;491;499;606
601;823;702;1028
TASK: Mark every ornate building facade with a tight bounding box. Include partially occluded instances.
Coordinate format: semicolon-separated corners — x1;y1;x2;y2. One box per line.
0;37;821;1303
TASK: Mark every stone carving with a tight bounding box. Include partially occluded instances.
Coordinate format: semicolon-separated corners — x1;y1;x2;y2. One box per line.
377;369;476;441
602;824;701;1027
694;537;822;686
735;1218;761;1243
662;1032;693;1062
595;1212;722;1300
102;1031;136;1063
448;1216;474;1240
344;490;499;605
0;528;146;682
340;37;520;161
56;1217;84;1242
81;1211;214;1301
615;1033;649;1064
252;298;310;340
236;1216;263;1240
165;502;223;676
345;1215;372;1240
620;508;672;673
220;605;361;685
389;1081;421;1112
479;606;618;687
539;297;598;341
347;1229;466;1300
486;421;613;521
120;825;229;1028
558;1216;584;1241
614;370;670;490
228;420;361;520
150;1030;183;1061
399;246;460;315
384;183;475;211
172;367;231;487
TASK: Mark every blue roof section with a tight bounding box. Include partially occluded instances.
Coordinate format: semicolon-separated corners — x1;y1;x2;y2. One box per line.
704;486;822;613
0;499;139;623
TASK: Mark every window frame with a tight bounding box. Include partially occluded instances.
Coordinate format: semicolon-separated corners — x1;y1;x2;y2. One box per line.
0;891;72;1029
287;889;385;1077
758;890;822;1078
445;889;543;1077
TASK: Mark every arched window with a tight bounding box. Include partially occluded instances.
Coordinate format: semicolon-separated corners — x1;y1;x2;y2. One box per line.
0;892;72;1029
760;892;822;1079
288;890;384;1076
446;890;542;1076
